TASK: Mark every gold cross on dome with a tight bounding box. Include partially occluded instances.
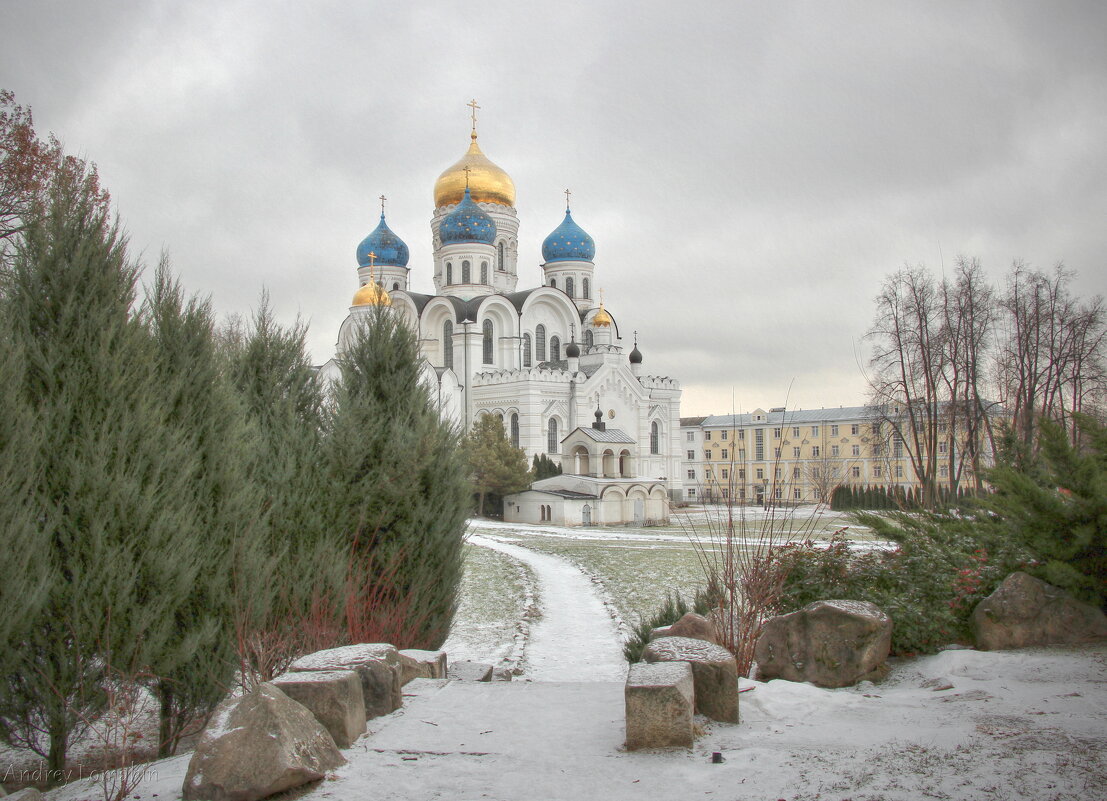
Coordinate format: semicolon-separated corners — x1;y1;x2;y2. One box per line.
467;99;481;133
564;188;572;209
463;165;472;189
379;195;387;214
368;251;377;280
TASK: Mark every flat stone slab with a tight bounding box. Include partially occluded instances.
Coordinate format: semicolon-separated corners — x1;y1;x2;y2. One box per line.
625;661;695;750
448;660;494;681
642;636;739;723
270;669;366;748
291;644;402;719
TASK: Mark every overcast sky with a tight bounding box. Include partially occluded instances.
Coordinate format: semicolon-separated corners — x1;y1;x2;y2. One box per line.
3;1;1104;416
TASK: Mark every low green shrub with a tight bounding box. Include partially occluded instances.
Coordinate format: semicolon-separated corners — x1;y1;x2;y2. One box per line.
623;590;712;663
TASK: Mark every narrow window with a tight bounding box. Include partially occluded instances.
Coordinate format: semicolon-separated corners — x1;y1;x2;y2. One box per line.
566;277;574;298
550;278;557;289
443;320;454;369
497;241;505;271
446;262;453;285
482;319;493;364
481;261;489;284
550;336;561;362
650;421;660;454
523;333;532;367
584;330;593;348
548;418;558;454
462;260;471;283
583;277;590;299
535;324;547;361
511;413;520;448
393;282;399;290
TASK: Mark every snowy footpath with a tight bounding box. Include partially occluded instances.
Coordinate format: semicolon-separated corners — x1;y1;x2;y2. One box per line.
43;530;1107;801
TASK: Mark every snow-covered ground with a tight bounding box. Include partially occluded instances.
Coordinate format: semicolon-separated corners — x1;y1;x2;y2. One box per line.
34;516;1107;801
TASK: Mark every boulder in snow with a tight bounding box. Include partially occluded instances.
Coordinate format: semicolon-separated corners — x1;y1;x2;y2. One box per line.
754;599;892;688
625;661;695;750
972;572;1107;650
270;669;366;748
290;644;402;719
398;649;448;684
182;683;344;801
642;636;738;723
6;790;42;801
448;660;494;681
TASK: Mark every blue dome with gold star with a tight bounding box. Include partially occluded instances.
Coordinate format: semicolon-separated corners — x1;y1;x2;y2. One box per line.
440;187;497;245
542;208;595;263
357;213;409;268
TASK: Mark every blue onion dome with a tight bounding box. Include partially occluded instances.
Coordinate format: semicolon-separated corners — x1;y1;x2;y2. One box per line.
439;187;497;245
542;207;595;263
566;341;581;358
357;213;410;268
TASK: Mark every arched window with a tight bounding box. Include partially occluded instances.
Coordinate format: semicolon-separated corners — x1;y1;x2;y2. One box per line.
462;260;471;283
566;277;574;298
549;278;556;289
443;320;454;369
522;333;532;367
482;319;493;364
535;324;547;361
510;413;519;448
393;282;400;290
548;418;558;454
650;421;660;454
583;277;590;299
445;262;453;285
497;241;505;271
584;329;594;349
481;261;489;284
550;336;561;362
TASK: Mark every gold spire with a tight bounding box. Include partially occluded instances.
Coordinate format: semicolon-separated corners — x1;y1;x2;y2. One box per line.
592;289;612;327
433;101;516;208
352;251;392;307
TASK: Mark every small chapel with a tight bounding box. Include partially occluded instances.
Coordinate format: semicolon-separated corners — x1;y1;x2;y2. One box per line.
319;104;682;525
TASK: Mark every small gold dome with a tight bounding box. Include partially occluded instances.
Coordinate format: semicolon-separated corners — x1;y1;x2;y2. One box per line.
352;281;392;307
434;134;516;208
592;302;612;327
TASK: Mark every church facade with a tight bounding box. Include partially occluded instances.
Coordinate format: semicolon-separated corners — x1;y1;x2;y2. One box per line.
320;113;682;524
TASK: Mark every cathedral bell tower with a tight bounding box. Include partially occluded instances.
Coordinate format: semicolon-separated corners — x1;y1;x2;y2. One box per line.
541;189;596;313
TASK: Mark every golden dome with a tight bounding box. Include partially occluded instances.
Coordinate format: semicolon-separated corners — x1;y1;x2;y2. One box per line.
352;281;391;307
592;301;612;327
434;133;516;208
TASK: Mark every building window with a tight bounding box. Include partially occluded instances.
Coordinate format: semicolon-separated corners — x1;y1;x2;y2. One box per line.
874;466;882;477
775;467;782;479
738;430;744;440
650;421;660;454
721;449;728;460
811;426;819;436
893;438;904;458
497;241;505;271
739;469;746;479
811;446;820;458
535;324;547;361
873;444;883;456
706;450;714;460
550;336;561;362
792;427;800;437
511;413;519;447
482;320;493;364
793;447;801;458
523;333;532;367
481;261;489;284
584;329;594;348
852;445;860;457
794;488;802;500
393;282;399;290
939;465;949;478
755;429;764;460
462;260;471;283
831;445;839;457
895;465;904;478
722;488;729;499
583;277;590;299
851;424;859;435
686;432;694;442
852;466;861;478
446;262;453;285
938;441;948;454
812;467;821;479
550;278;556;289
793;467;800;479
687;450;694;460
773;428;781;439
721;430;729;440
722;468;729;479
687;488;696;498
739;449;745;459
443;320;454;369
548;418;558;453
566;277;574;298
687;469;696;480
813;488;821;500
775;486;783;500
705;431;712;441
774;448;780;458
831;425;839;436
756;468;764;480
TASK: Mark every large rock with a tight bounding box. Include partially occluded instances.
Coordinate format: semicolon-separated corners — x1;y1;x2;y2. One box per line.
649;613;717;644
755;600;892;688
625;661;695;750
447;660;494;681
397;649;448;684
6;791;42;801
270;670;366;748
182;683;344;801
290;644;402;719
972;572;1107;651
642;636;738;723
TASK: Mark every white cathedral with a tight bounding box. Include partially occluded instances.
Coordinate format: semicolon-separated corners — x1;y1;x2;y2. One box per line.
319;111;682;525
